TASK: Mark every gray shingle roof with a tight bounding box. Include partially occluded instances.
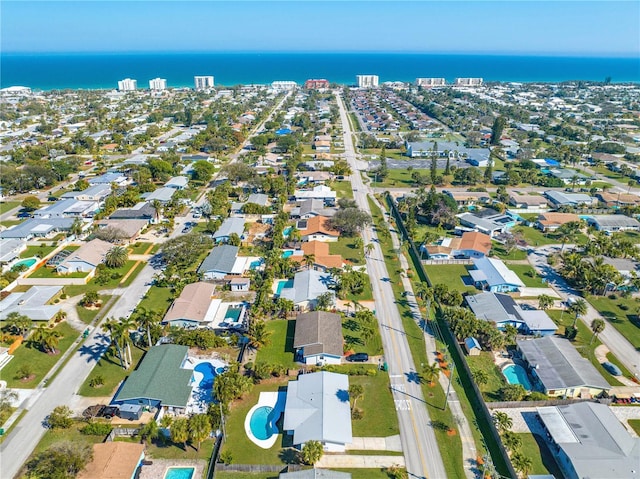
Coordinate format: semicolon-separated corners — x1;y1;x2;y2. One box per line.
293;311;343;358
213;217;245;240
517;336;610;391
0;218;75;239
198;245;239;275
283;371;353;446
280;269;332;305
0;285;62;321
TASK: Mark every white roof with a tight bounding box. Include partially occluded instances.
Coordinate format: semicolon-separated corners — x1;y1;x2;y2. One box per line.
471;257;524;288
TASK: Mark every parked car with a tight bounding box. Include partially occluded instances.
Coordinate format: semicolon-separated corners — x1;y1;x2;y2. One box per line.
346;352;369;362
100;406;119;419
602;361;622;376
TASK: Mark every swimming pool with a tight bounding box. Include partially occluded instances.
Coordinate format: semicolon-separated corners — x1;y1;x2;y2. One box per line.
283;226;293;238
163;467;195;479
249;259;263;270
503;364;533;391
13;258;37;269
194;362;216;389
225;306;242;322
282;250;294;258
249;405;280;441
275;279;294;296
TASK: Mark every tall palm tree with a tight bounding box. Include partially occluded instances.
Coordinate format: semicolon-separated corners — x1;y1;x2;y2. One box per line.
348;384;364;411
365;242;375;258
105;246;128;269
303;254;315;270
151;199;163;223
135;308;161;349
188;414;211;451
421;362;440;387
31;324;62;354
569;298;588;327
511;452;533;478
171;417;189;449
590;318;605;344
247;320;272;350
493;411;513;433
4;312;32;337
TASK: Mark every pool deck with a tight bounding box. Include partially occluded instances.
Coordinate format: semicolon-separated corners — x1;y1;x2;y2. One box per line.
244;391;286;449
139;459;206;479
182;357;227;415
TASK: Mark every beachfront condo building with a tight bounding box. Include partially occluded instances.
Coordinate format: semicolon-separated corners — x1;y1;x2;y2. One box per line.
304;79;330;89
117;78;137;91
416;78;446;87
149;78;167;90
356;75;379;88
194;76;215;90
455;78;484;86
272;81;297;91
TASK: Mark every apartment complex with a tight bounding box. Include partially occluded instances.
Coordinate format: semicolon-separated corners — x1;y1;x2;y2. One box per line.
356;75;379;88
149;78;167;90
194;76;215;90
304;79;330;89
117;78;137;91
454;77;483;86
416;78;446;87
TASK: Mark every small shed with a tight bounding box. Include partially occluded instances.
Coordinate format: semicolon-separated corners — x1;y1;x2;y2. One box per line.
464;337;481;356
118;403;143;421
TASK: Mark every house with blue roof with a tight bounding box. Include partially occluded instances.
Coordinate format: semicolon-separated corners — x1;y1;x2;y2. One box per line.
469;257;524;293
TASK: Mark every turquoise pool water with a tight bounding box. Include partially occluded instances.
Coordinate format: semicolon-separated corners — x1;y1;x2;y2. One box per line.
194;362;216;389
13;258;37;269
249;259;263;270
225;307;242;322
503;364;533;391
282;250;294;258
164;467;195;479
275;279;294;295
283;226;292;237
249;406;279;440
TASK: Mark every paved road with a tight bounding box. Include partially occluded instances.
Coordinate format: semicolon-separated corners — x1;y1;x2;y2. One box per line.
528;245;640;378
0;262;156;479
337;92;447;479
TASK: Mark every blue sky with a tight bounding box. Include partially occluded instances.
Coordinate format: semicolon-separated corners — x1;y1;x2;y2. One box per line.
2;1;639;56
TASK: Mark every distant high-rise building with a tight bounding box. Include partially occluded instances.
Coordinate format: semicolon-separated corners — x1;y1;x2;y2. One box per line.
454;78;483;87
149;78;167;90
356;75;379;88
304;79;330;89
271;81;297;91
416;78;446;87
194;76;215;90
117;78;137;91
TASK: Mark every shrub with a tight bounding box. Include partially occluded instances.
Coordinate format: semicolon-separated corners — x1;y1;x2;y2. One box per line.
527;391;548;401
89;375;105;388
619;304;629;311
366;368;378;376
80;421;113;435
351;408;364;420
219;450;233;465
609;293;618;300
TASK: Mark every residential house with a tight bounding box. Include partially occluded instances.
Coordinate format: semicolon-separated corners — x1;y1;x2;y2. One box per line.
469;257;524;292
197;245;239;279
536;402;640;479
77;442;145;479
88;172;128;186
294;185;337;206
0;285;62;321
544;191;596;208
293;311;344;365
283;371;353;451
56;238;112;274
280;269;334;311
0;218;76;240
456;211;515;238
548;169;590;185
516;336;611;398
535;212;580;232
94;219;148;243
144;187;175;204
465;292;557;336
33;199;98;218
212;217;245;243
290;241;346;271
113;344;193;414
596;191;640;208
0;238;27;264
289;199;336;219
162;282;217;327
297;216;340;242
110;202;156;223
586;215;640;233
60;183;111;202
444;191;491;207
297;171;332;185
508;192;548;209
164;176;189;189
422;231;491;260
228;277;251;292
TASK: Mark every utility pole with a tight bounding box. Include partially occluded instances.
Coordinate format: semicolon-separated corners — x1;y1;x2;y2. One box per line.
443;359;456;412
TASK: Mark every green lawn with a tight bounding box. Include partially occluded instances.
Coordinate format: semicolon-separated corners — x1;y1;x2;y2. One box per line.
19;243;58;259
76;295;113;324
78;345;147;397
517;433;563;478
342;313;383;356
506;263;547;288
511;226;588;247
216;469;394;479
128;242;154;255
0;201;21;215
465;352;507;402
423;264;476;293
255;320;297;369
28;266;89;279
345;277;373;302
586;295;640;349
330;180;354;200
547;309;626;386
1;322;79;388
370;168;431;188
0;220;23;228
135;285;174;317
490;243;527;261
629;419;640;436
329;237;365;265
64;260;144;297
350;372;399;437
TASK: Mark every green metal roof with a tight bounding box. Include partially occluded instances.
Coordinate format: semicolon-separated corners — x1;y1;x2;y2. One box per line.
115;345;192;408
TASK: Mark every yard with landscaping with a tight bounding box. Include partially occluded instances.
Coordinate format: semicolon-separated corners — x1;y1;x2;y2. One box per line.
586;294;640;349
128;242;155;255
76;295;113;324
64;260;145;296
0;201;21;215
135;285;175;317
423;264;476;293
369;168;430;188
506;263;547;288
254;320;297;370
79;344;147;397
329;236;365;265
330;180;354;200
2;322;79;388
342;313;383;357
465;352;507;402
517;433;563;478
19;243;58;259
490;243;527;261
349;372;399;437
511;225;588;247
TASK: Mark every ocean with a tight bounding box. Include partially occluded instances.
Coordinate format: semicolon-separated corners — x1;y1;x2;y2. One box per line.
1;52;639;90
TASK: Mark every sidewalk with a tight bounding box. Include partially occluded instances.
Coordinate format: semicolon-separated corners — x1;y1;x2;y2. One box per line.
316;454;405;469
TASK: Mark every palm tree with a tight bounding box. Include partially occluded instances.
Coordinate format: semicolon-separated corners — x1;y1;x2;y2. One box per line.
349;384;364;411
511;452;533;478
493;411;513;433
301;440;324;465
135;308;161;348
360;323;375;345
54;310;67;323
188;413;211;451
140;419;159;445
102;317;133;369
247;320;272;350
421;362;440;386
538;294;554;311
502;430;522;452
171;417;190;449
590;318;605;344
151;199;163;223
31;324;62;354
105;245;128;269
303;254;315;270
365;242;375;258
569;298;588;327
4;312;32;337
471;369;489;387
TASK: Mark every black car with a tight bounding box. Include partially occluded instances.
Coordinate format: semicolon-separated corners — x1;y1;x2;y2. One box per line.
99;406;119;419
347;353;369;362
